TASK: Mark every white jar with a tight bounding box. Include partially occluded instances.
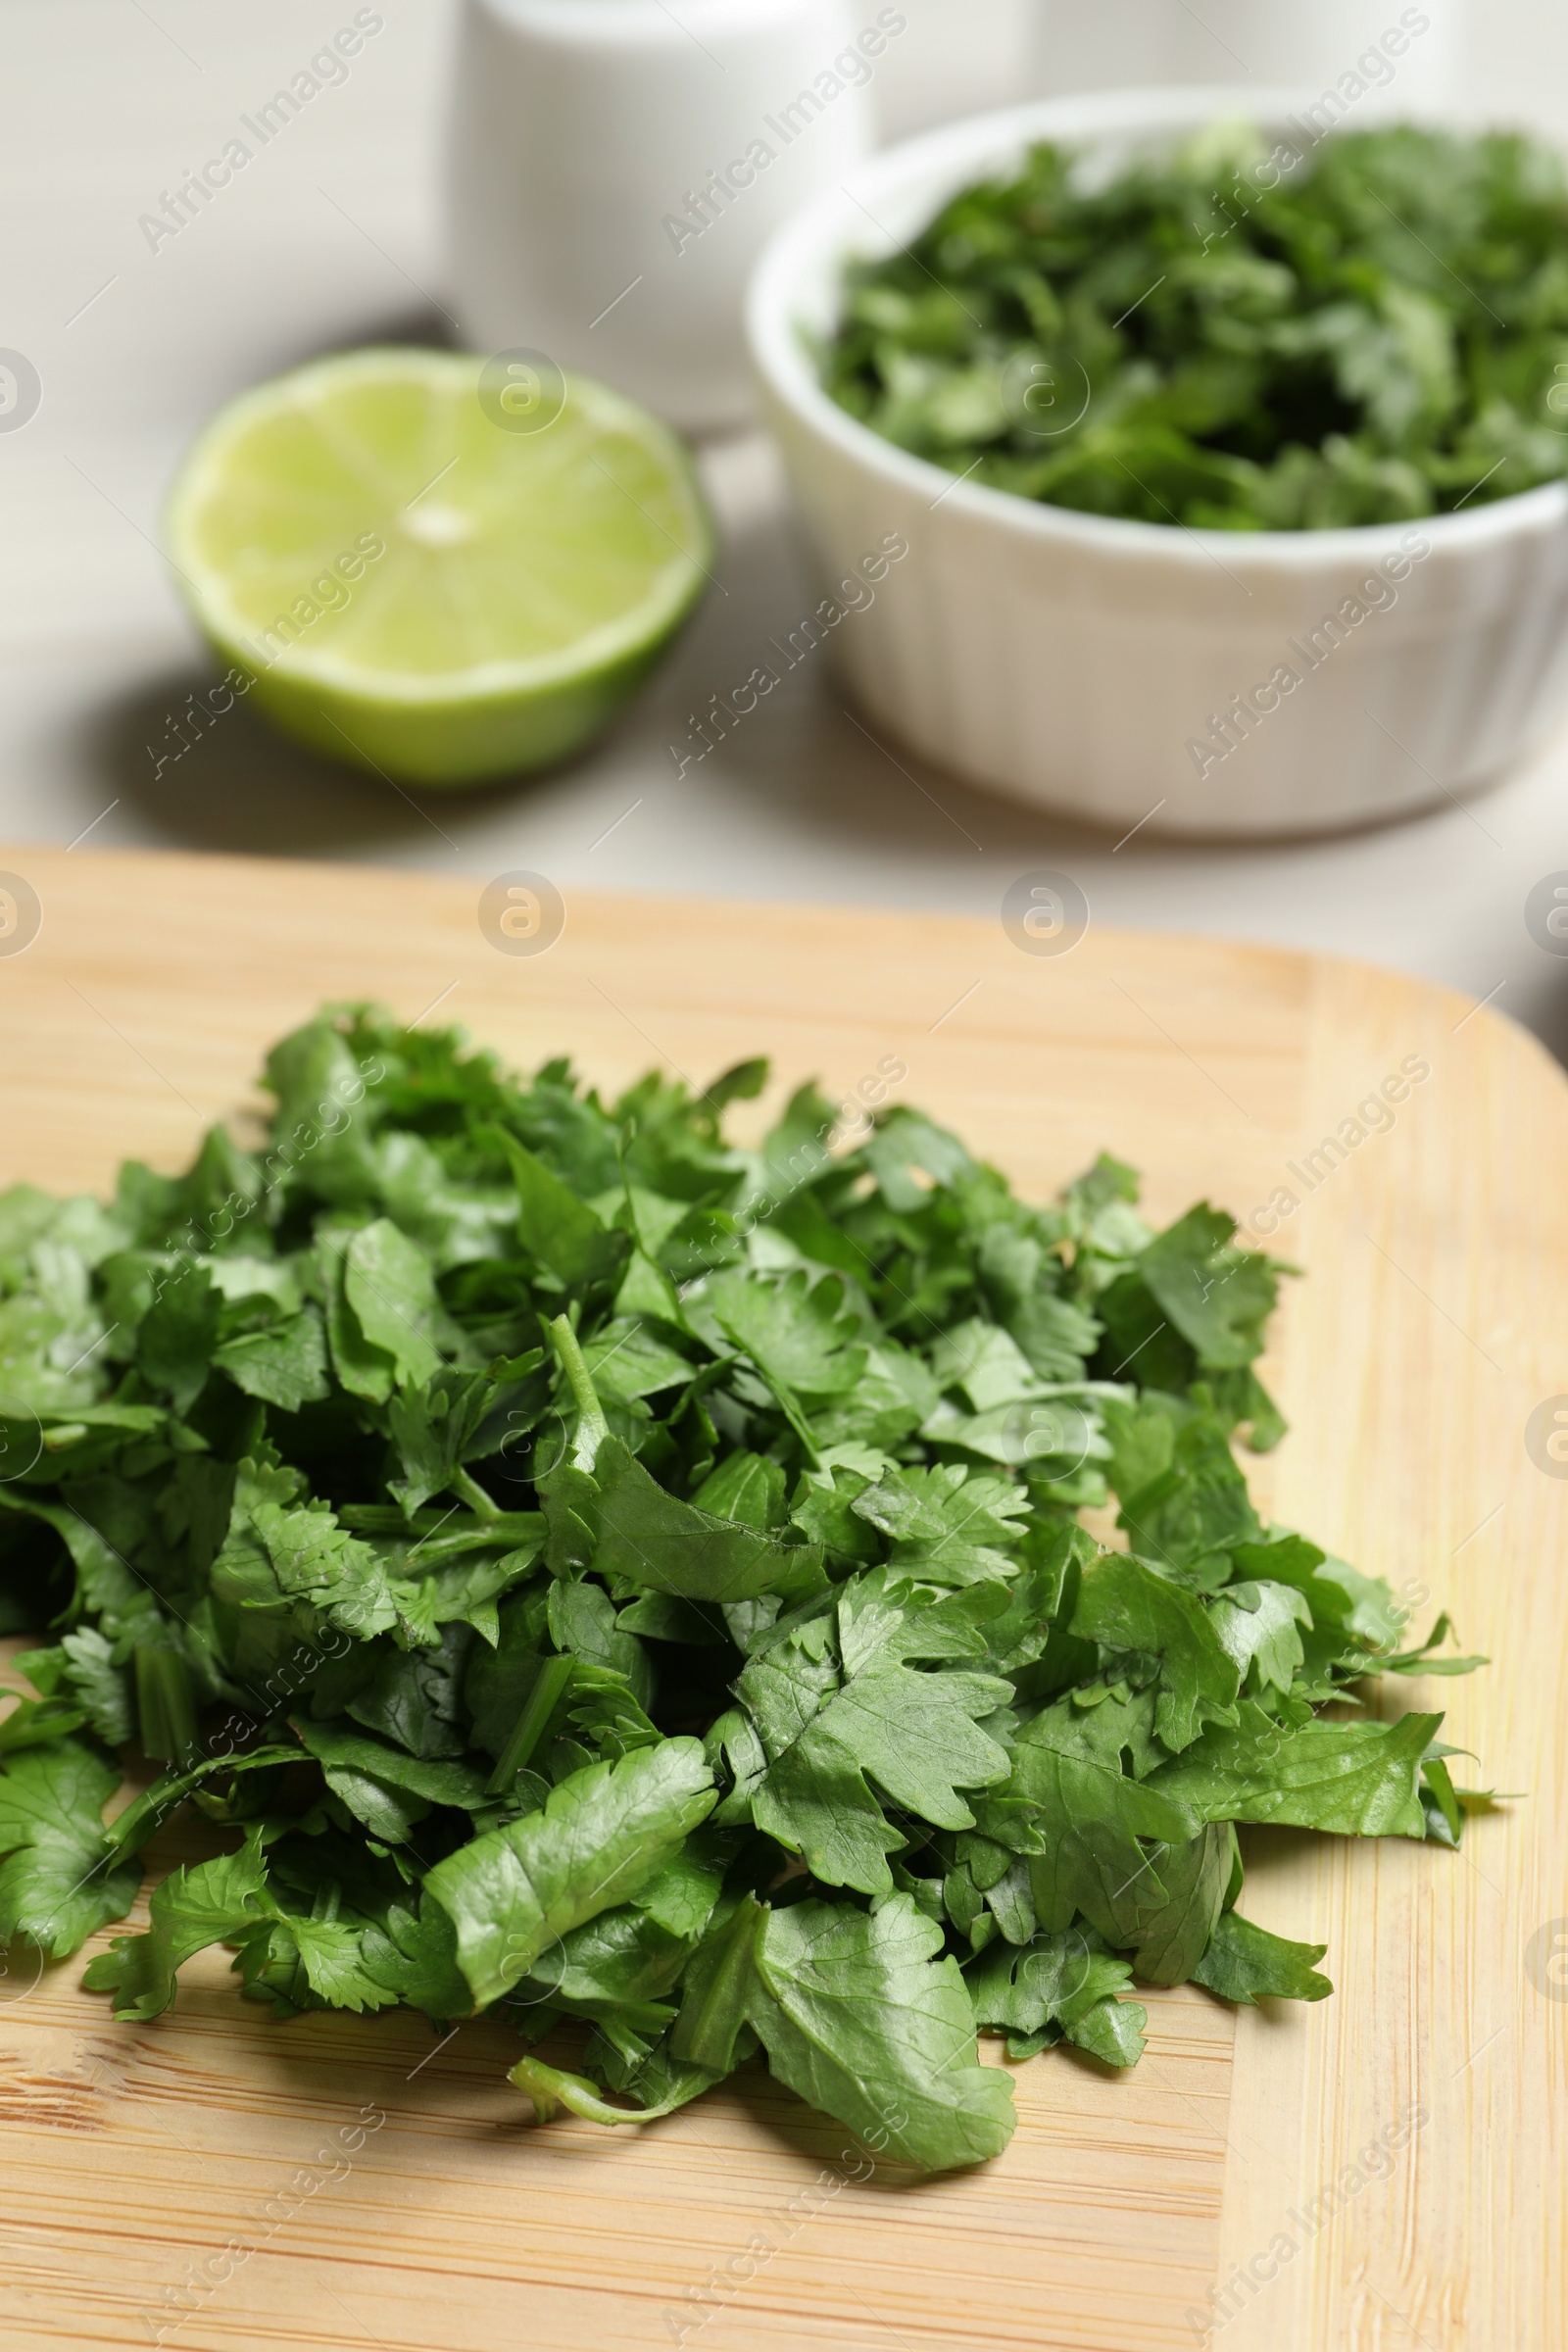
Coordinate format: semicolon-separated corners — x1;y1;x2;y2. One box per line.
1035;0;1463;113
446;0;883;433
871;0;1042;142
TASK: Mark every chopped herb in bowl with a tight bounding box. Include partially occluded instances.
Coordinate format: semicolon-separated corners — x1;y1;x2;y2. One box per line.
821;123;1568;529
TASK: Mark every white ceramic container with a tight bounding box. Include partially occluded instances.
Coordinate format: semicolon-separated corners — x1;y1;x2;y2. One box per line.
747;85;1568;837
871;0;1042;142
446;0;881;433
1034;0;1462;114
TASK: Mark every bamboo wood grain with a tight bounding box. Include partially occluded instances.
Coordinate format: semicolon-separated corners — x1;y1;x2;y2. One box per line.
0;843;1558;2352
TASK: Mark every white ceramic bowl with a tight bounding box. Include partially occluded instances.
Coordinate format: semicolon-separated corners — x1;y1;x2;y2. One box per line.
747;86;1568;837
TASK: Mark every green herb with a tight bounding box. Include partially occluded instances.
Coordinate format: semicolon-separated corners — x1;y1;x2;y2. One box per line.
0;1007;1487;2173
822;123;1568;528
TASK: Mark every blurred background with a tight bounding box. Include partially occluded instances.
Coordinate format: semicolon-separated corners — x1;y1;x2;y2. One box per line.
8;0;1568;1051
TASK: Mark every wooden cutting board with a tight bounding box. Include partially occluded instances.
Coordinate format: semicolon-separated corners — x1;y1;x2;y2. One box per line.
0;842;1560;2352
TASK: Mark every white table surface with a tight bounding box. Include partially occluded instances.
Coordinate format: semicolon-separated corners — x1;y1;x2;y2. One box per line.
7;0;1568;1057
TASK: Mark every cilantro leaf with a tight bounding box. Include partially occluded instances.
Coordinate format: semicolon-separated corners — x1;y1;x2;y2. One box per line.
343;1219;449;1390
1069;1552;1241;1750
212;1469;410;1645
1373;1611;1490;1678
0;1740;142;1956
981;1691;1197;1944
967;1924;1148;2064
1122;1821;1237;1985
214;1306;331;1412
425;1740;715;2010
1136;1206;1280;1371
1148;1704;1443;1837
593;1437;825;1604
292;1719;490;1842
747;1893;1017;2170
750;1649;1011;1900
1105;1396;1262;1579
1191;1909;1333;2006
493;1130;632;1295
1209;1580;1312;1697
84;1831;272;2019
710;1267;867;1401
854;1464;1031;1586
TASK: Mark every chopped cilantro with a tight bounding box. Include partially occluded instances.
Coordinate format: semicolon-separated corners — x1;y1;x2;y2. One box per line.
822;123;1568;528
0;1006;1488;2173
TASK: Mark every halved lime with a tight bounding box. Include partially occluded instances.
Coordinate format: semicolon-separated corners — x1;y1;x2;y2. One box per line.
165;348;715;786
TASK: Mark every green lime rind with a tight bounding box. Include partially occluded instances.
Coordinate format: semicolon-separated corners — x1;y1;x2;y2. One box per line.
219;613;690;787
165;347;714;786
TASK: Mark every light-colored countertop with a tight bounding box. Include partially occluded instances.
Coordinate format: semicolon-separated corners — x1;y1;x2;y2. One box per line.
7;0;1568;1054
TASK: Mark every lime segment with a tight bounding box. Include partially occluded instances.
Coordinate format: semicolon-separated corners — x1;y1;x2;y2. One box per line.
166;348;714;785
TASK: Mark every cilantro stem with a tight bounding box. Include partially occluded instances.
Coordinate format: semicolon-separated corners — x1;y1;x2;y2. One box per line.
133;1644;198;1766
509;2052;713;2125
547;1313;609;1472
671;1894;764;2073
450;1466;500;1522
487;1654;576;1793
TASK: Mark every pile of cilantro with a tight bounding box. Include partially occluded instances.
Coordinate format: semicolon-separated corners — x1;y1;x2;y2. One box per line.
822;122;1568;529
0;1009;1486;2173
